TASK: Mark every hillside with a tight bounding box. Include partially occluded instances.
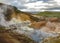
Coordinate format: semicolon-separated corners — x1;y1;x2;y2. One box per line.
0;3;38;43
10;4;40;22
36;11;60;17
0;3;39;22
0;24;36;43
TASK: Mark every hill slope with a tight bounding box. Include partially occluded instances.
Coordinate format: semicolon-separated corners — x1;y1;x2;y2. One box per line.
36;11;60;17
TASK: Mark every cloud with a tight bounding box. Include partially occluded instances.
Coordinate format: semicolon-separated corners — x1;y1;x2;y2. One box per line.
21;1;48;12
21;0;56;12
0;0;60;12
54;0;60;5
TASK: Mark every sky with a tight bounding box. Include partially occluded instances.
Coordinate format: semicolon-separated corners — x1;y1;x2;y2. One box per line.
0;0;60;12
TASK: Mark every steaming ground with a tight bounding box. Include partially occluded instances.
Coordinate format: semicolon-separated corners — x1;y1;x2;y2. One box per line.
0;9;59;43
11;21;59;43
0;13;58;42
0;3;60;43
0;4;14;27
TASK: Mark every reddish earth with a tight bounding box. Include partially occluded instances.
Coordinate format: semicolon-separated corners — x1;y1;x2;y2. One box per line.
31;21;46;29
48;17;59;22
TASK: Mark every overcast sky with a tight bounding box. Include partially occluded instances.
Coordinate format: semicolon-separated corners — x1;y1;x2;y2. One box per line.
0;0;60;12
